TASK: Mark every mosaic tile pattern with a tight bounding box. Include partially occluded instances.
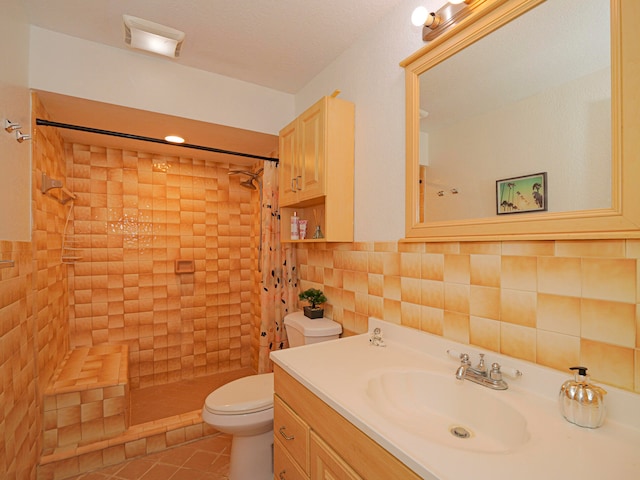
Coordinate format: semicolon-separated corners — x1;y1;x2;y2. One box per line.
296;240;640;393
64;145;258;388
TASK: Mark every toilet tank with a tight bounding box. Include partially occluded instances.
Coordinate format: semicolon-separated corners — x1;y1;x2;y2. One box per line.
284;311;342;348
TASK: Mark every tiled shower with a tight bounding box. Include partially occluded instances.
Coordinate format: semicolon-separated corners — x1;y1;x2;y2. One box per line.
64;143;256;389
26;93;264;478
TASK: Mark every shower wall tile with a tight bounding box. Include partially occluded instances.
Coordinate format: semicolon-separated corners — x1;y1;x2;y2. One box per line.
0;94;76;479
67;145;257;388
296;239;640;393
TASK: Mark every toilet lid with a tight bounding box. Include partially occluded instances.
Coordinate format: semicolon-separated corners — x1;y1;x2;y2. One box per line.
204;373;274;415
284;312;342;337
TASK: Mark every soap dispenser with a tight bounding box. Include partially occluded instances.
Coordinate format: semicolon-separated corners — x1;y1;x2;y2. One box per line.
558;366;607;428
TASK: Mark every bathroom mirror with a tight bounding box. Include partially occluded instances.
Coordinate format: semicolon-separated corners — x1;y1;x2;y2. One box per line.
402;0;640;241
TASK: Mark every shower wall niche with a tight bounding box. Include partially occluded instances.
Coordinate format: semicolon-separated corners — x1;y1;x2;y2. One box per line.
65;143;257;389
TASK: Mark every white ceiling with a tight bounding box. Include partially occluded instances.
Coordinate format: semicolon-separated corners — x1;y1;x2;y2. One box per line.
25;0;405;165
24;0;406;94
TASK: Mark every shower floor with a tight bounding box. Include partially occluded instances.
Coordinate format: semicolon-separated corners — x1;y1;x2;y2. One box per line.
130;367;256;425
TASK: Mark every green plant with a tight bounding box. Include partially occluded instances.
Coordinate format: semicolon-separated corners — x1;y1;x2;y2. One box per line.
298;288;327;309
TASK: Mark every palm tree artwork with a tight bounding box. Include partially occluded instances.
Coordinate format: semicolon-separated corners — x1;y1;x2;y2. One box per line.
497;173;546;214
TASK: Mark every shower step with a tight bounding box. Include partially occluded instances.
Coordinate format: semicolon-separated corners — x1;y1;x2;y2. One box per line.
37;410;220;480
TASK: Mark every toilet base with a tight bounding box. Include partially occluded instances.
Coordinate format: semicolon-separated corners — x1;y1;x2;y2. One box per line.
229;429;274;480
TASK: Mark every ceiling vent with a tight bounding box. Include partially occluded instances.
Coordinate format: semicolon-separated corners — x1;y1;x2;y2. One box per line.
123;14;185;58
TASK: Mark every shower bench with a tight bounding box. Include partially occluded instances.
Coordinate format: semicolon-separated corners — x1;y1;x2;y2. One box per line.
42;344;130;454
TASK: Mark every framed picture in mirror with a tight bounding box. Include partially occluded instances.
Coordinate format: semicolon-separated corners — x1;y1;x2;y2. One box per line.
496;172;547;215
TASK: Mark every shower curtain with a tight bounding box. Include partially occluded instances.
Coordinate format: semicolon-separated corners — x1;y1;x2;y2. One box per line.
258;161;298;373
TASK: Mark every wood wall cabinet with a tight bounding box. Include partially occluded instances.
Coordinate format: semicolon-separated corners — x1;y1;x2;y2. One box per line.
274;365;421;480
278;95;355;243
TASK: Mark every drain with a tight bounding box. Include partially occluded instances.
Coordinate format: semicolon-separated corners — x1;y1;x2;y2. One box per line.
450;426;472;439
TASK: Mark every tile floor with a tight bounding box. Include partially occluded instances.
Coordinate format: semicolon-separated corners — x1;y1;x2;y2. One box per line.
130;368;255;424
64;369;259;479
65;434;232;480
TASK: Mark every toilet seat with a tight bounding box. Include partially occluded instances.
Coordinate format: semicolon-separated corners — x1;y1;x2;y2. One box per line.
204;373;274;415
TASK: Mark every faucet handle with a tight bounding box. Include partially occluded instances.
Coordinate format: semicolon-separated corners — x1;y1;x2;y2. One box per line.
459;353;470;365
476;353;486;372
489;362;503;381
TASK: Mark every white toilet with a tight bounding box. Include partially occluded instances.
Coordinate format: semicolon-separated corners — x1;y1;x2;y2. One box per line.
201;311;341;480
283;310;342;347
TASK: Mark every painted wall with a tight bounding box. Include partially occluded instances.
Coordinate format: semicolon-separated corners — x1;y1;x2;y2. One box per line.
28;27;295;137
294;0;441;241
0;1;31;241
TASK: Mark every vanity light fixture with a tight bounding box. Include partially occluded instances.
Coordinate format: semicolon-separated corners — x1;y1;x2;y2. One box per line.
123;15;185;58
164;135;185;144
412;0;482;42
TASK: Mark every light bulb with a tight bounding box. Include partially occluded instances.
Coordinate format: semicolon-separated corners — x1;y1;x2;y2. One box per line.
411;6;429;26
449;0;466;4
164;135;185;143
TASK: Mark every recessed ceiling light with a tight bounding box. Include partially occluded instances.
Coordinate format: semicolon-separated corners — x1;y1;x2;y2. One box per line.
123;15;185;58
164;135;185;143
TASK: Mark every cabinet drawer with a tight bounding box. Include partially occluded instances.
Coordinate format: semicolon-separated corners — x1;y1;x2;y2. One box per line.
274;395;309;473
274;438;308;480
310;431;362;480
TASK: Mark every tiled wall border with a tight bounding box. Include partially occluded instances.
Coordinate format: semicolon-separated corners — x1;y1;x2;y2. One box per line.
295;239;640;393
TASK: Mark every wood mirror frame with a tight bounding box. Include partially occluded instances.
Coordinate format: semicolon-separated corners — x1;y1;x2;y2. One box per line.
401;0;640;242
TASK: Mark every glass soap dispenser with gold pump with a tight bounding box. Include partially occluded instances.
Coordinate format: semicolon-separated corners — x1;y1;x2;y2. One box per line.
559;366;607;428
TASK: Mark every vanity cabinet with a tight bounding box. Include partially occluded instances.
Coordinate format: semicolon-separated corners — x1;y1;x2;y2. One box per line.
278;95;354;243
274;365;421;480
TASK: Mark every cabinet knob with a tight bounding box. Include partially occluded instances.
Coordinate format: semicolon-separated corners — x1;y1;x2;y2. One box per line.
279;470;287;479
278;426;295;441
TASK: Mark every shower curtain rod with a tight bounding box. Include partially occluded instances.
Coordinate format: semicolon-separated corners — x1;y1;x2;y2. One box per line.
35;118;279;163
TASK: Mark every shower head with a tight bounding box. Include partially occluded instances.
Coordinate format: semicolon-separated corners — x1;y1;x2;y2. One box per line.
230;167;263;190
240;178;257;190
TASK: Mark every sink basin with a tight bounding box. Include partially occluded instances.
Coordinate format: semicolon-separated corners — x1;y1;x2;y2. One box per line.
366;369;529;453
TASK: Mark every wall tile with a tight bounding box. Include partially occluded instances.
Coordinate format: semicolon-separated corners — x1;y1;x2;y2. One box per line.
537;293;581;336
581;298;635;348
469;316;500;352
581;339;634;390
469;286;500;320
581;258;636;303
443;311;469;344
444;254;470;284
421;253;444;281
500;289;536;327
67;145;257;387
501;255;537;292
296;234;640;394
502;241;554;256
444;283;470;314
537;256;581;297
500;323;536;362
469;254;501;288
536;330;580;371
556;239;625;258
420;306;444;336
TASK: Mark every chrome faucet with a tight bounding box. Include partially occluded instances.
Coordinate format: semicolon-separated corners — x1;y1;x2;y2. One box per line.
454;353;508;390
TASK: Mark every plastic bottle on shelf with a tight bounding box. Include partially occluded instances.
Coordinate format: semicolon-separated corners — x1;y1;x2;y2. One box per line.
291;212;300;240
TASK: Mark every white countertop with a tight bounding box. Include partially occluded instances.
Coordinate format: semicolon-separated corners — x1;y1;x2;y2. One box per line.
270;317;640;480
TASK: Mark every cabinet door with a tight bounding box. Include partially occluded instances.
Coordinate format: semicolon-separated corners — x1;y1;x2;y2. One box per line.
297;100;326;202
310;432;362;480
274;439;309;480
279;119;299;207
